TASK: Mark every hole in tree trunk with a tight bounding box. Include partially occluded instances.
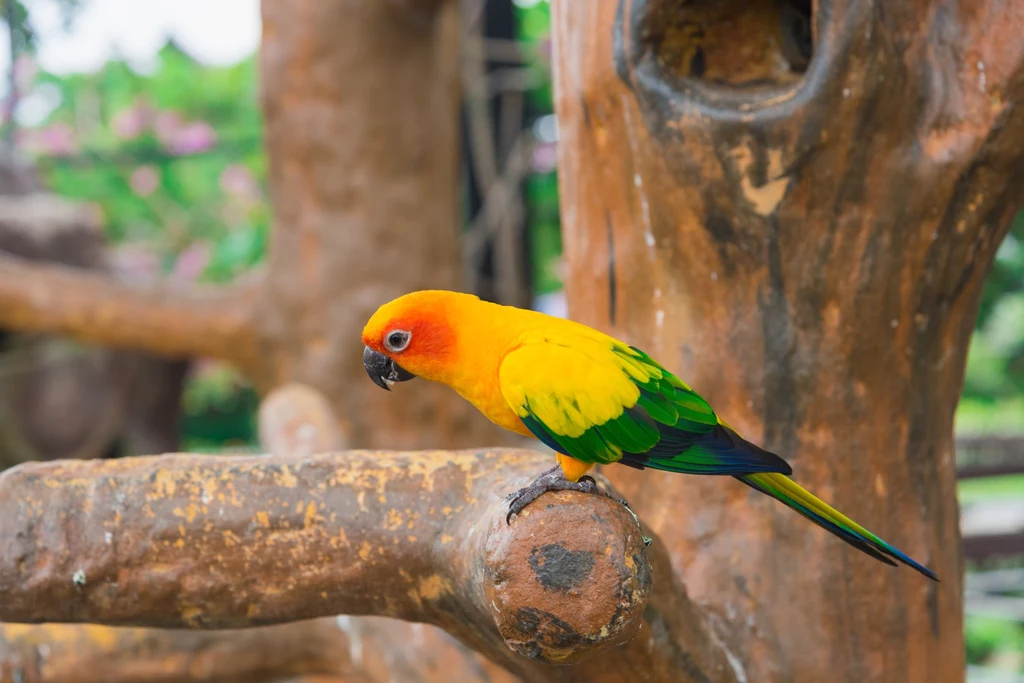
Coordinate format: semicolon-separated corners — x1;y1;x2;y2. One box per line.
642;0;814;89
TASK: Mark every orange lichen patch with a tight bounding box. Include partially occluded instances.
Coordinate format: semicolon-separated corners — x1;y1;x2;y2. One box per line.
358;541;373;562
278;464;299;489
417;574;452;602
386;508;404;530
152;469;177;498
303;501;319;528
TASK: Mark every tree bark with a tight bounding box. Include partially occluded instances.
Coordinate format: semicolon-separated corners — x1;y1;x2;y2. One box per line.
0;618;517;683
0;447;738;682
0;383;516;683
255;0;511;449
0;620;369;683
552;1;1024;681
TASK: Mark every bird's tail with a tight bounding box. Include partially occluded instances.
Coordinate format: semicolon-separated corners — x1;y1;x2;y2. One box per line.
736;472;939;581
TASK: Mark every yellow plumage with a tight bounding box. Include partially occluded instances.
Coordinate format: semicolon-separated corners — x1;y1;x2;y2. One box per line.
360;290;939;580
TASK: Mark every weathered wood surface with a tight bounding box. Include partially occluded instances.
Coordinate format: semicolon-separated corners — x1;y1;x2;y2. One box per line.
553;1;1024;681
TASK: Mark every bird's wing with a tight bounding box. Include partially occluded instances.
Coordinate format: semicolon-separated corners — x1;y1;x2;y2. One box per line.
497;335;792;475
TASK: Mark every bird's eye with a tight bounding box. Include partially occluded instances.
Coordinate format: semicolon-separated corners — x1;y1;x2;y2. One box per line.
385;330;411;352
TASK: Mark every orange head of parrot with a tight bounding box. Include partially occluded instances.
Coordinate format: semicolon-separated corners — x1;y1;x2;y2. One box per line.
361;290;469;390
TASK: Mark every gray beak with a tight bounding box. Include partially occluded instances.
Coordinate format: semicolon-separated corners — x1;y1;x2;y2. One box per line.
363;346;416;391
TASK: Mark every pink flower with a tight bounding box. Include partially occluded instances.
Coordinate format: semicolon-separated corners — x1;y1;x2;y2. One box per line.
153;111;182;145
220;164;259;201
36;123;78;156
112;102;153;140
531;142;558;174
13;55;37;91
168;121;216;155
109;243;161;280
537;37;553;64
152;111;217;156
129;165;160;196
170;242;211;283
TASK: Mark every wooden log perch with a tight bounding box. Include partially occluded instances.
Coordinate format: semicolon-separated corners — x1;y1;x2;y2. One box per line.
0;447;736;681
0;621;358;683
0;617;519;683
0;383;517;683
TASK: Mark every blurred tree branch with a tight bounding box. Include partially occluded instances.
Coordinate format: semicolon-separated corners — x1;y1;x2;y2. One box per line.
0;251;263;372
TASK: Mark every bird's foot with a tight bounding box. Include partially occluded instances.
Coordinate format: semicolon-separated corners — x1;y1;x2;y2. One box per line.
504;466;630;524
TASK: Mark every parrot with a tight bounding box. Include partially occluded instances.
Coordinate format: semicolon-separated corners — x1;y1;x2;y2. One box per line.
361;289;938;581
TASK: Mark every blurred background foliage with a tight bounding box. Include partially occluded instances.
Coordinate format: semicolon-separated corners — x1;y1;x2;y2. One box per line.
959;212;1024;435
1;0;1023;676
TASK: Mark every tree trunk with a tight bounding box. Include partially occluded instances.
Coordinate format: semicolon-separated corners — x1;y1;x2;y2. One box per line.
553;1;1024;681
256;0;510;449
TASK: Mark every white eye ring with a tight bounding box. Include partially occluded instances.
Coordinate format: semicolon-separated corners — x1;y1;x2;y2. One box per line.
384;330;411;353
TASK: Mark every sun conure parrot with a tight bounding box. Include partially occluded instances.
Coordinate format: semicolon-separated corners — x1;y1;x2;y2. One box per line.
361;289;938;581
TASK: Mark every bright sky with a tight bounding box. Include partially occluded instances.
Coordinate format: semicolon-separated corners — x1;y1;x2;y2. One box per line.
14;0;261;74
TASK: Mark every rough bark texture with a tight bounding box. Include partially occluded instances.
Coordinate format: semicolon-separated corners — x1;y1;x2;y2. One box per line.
0;383;514;683
255;0;510;449
0;618;516;683
553;1;1024;681
0;448;737;682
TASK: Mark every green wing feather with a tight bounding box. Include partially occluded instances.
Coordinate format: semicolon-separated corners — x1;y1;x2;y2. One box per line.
498;338;792;475
497;332;938;581
498;333;938;581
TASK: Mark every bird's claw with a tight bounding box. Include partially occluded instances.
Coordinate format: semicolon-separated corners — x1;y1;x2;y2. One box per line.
504;466;628;524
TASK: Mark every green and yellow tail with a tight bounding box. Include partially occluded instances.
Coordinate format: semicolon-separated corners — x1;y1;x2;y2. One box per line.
737;472;939;581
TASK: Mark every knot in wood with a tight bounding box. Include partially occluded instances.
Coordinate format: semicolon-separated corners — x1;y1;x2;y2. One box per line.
482;491;652;665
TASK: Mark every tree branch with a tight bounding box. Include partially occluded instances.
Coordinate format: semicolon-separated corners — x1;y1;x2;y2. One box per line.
0;383;518;683
0;620;358;683
0;617;519;683
0;253;263;371
0;448;736;682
